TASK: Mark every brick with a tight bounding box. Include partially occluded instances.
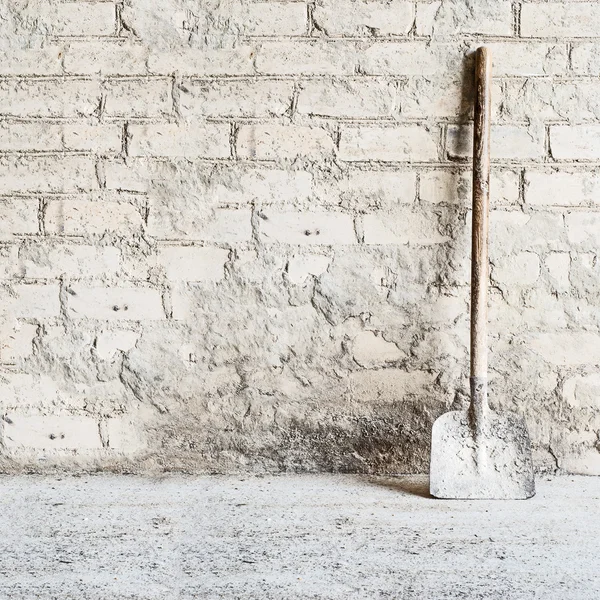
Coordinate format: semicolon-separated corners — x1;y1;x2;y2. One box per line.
259;211;356;245
148;47;255;76
525;171;600;207
352;330;405;368
416;0;513;36
148;207;252;243
400;78;467;119
572;43;600;75
545;252;570;293
179;80;293;119
237;125;334;160
296;80;395;119
363;210;448;245
314;171;416;207
339;126;438;162
562;374;600;409
529;332;600;366
0;79;101;118
287;253;331;284
63;124;122;153
64;42;148;75
566;212;600;247
313;1;414;36
0;156;97;194
45;199;142;236
359;42;462;75
447;124;545;160
157;246;229;281
231;1;307;35
3;415;102;450
550;126;600;160
420;169;519;205
40;2;116;36
96;329;140;360
67;286;165;320
15;244;120;279
468;42;567;76
104;79;172;118
347;369;436;404
0;284;60;318
0;323;38;363
208;167;312;206
103;159;149;193
104;416;146;452
257;41;356;75
129;123;230;158
521;3;600;38
0;123;63;152
0;199;39;238
0;48;63;76
492;252;540;287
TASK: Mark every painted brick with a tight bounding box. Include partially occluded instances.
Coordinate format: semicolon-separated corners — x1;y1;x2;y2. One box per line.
157;246;229;281
105;417;146;452
0;199;39;238
550;126;600;160
231;1;307;36
420;169;520;205
562;374;600;409
15;244;121;279
64;42;149;76
492;252;540;287
259;211;356;245
572;43;600;75
314;171;416;208
179;80;293;118
529;332;600;366
545;252;570;293
0;123;63;152
447;124;545;160
525;171;600;207
148;207;253;243
148;47;255;76
467;42;567;76
287;253;331;284
1;155;96;195
363;210;449;245
40;2;116;36
103;160;149;193
257;41;356;75
296;80;395;119
400;79;466;119
104;79;172;118
565;212;600;247
359;42;462;76
0;284;61;318
347;369;436;404
3;415;102;450
417;0;513;36
0;48;63;76
0;79;101;118
313;1;414;36
63;124;122;153
67;286;165;320
0;322;38;363
96;329;140;360
45;199;143;236
237;125;334;160
339;126;439;162
521;3;600;38
129;123;231;158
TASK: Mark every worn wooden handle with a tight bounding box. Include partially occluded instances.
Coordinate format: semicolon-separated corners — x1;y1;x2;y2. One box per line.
471;47;491;380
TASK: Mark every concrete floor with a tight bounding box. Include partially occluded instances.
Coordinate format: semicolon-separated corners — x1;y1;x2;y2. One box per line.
0;474;598;599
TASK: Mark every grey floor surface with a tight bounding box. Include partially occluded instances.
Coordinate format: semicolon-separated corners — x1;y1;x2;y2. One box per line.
0;474;598;599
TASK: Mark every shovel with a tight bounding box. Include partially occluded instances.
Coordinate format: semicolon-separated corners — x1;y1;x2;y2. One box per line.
429;47;535;499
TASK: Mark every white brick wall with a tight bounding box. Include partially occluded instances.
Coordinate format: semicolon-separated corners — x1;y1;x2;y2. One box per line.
1;0;599;476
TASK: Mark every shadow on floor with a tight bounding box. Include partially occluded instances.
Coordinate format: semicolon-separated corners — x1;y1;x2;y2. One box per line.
361;475;433;499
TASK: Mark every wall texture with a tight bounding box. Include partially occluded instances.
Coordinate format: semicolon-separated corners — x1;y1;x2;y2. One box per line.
0;0;599;475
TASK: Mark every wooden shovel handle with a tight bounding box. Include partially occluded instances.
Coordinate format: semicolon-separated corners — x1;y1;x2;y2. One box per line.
471;47;491;379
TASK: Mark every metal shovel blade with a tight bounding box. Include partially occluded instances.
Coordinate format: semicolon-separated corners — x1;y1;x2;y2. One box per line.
430;408;535;499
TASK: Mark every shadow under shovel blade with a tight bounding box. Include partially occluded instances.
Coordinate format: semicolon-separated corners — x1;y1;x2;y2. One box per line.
429;409;535;499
